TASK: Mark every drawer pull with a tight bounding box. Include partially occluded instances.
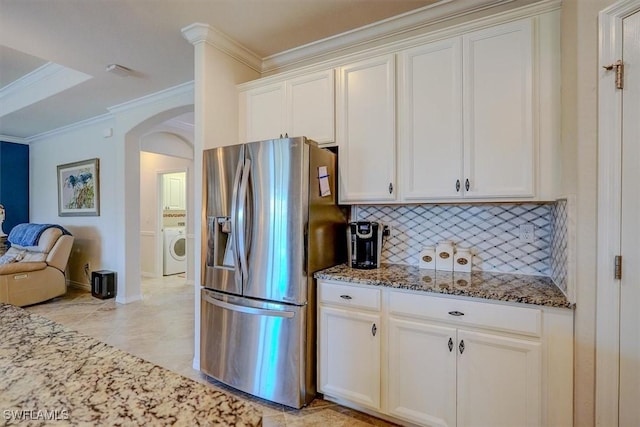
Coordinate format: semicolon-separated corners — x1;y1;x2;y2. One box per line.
459;339;465;354
448;310;465;317
340;294;353;300
371;323;377;337
448;337;454;352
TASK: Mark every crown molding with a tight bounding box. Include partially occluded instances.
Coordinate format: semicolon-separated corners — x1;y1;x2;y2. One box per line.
181;23;262;72
26;112;114;144
0;62;92;118
262;0;525;72
0;135;28;144
108;81;194;115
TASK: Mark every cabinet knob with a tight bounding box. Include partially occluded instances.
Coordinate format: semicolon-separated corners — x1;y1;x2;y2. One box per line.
459;339;465;354
465;179;470;192
456;180;461;192
371;323;377;337
388;183;394;194
448;337;454;352
339;294;352;300
448;311;465;317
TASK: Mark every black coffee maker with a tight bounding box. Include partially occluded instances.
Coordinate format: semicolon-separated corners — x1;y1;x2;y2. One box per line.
348;221;384;269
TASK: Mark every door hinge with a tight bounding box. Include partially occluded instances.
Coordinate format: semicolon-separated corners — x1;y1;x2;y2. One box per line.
603;60;624;89
615;255;622;280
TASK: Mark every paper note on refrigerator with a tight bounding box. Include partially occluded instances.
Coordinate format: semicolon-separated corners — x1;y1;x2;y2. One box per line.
318;166;331;197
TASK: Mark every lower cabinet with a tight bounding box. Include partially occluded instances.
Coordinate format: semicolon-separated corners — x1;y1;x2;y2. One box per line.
388;318;541;427
318;279;573;427
319;306;381;410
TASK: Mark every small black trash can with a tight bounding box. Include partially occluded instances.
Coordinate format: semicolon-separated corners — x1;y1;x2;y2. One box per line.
91;270;116;299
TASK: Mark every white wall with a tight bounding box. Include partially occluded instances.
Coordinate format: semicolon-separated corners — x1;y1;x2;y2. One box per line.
29;85;193;302
561;0;615;425
140;151;193;279
30;117;118;287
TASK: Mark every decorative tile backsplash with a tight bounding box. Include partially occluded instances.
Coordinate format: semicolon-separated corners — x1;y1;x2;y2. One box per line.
353;203;564;278
550;199;569;294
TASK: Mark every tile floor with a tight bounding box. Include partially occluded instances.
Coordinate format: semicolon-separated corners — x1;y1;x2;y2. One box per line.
24;276;397;427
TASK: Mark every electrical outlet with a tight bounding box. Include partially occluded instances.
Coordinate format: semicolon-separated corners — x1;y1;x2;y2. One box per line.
519;224;535;243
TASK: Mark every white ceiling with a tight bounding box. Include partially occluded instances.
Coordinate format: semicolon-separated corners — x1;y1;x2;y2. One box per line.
0;0;530;141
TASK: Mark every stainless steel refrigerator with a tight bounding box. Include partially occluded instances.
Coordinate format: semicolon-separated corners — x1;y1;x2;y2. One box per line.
201;137;346;408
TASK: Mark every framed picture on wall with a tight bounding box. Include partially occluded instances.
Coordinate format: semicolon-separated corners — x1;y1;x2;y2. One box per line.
57;158;100;216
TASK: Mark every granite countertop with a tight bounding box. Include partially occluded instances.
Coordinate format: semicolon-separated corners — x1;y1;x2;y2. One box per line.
315;263;573;309
0;303;261;426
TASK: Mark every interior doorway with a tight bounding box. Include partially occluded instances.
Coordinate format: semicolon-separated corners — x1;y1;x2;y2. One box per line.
596;3;640;425
160;171;187;277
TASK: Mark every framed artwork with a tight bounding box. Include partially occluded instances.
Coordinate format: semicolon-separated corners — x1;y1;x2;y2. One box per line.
57;158;100;216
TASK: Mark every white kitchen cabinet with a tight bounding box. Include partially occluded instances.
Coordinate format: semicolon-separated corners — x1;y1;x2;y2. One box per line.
462;19;534;198
398;19;535;201
319;306;381;410
456;330;541;427
388;292;541;427
388;317;457;426
241;69;335;144
337;54;396;203
163;172;186;210
244;82;285;143
318;281;382;410
398;38;463;201
318;279;573;427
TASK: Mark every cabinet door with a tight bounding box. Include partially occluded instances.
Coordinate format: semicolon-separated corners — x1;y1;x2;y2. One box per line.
319;305;381;410
463;19;534;198
245;82;285;142
388;317;456;427
337;54;396;203
287;70;335;144
398;38;463;201
164;173;185;210
456;329;541;427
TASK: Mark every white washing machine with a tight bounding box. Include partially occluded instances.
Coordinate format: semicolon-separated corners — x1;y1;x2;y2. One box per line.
163;227;186;275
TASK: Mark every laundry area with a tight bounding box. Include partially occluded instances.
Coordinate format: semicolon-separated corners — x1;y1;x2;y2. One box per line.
161;172;187;276
139;122;194;281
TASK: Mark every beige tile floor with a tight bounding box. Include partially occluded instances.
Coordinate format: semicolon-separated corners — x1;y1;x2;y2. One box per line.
24;276;397;427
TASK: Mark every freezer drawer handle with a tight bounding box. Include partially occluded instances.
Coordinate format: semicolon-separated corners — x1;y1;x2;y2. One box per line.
203;293;295;318
339;294;352;300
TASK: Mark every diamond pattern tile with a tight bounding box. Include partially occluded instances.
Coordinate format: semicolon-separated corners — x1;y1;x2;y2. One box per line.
550;199;568;293
352;203;557;276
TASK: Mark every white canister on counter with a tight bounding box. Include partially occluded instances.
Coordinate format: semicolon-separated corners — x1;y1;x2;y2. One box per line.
454;247;472;273
419;246;436;269
436;240;455;271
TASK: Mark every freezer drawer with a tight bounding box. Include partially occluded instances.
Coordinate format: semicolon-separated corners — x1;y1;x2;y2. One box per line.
200;289;312;408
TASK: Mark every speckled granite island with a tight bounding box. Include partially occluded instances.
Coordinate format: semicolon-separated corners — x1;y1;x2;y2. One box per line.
315;263;573;309
0;303;261;426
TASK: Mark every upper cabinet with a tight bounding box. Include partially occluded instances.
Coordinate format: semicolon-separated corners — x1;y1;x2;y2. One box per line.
337;54;396;204
463;20;534;198
398;19;541;202
398;38;463;200
238;8;561;204
240;70;335;144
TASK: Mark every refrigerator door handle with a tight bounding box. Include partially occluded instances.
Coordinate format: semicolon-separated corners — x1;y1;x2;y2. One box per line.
203;293;295;318
237;158;251;279
230;154;244;285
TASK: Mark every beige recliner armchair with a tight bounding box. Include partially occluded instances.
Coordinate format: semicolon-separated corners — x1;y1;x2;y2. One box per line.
0;227;74;306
